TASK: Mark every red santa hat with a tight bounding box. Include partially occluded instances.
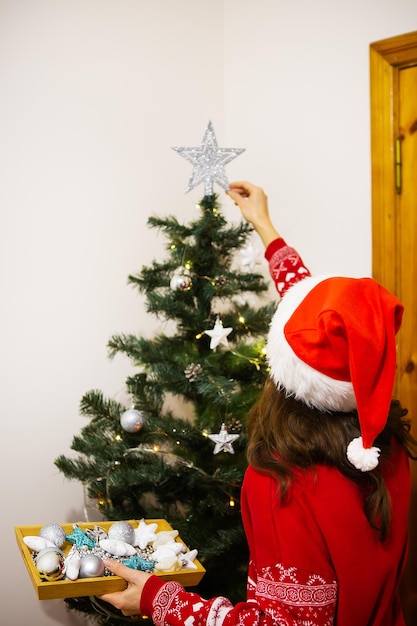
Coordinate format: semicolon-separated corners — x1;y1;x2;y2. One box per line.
267;275;404;471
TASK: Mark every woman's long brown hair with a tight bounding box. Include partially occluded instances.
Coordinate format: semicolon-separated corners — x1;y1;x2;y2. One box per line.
246;377;417;541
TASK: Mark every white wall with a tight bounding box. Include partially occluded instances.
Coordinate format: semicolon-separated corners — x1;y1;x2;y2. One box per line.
223;0;417;277
0;2;224;625
1;1;417;625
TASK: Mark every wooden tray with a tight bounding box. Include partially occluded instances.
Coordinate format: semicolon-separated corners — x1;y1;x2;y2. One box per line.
15;519;205;600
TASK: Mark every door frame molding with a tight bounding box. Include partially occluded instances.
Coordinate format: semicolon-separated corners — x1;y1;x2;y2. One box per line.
370;32;417;625
370;30;417;297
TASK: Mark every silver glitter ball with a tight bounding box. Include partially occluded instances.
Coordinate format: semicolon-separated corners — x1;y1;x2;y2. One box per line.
36;547;66;581
120;408;145;433
39;523;66;548
108;521;135;545
78;554;105;578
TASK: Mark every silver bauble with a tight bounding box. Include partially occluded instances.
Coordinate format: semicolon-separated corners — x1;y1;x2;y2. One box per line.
120;408;145;433
39;522;66;548
108;521;135;545
170;267;192;291
78;554;105;578
36;547;66;581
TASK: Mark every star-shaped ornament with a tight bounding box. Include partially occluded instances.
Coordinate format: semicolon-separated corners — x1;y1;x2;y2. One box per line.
204;316;233;350
240;242;262;271
121;556;155;572
208;423;240;454
172;121;245;196
134;519;158;550
180;548;199;570
152;530;179;548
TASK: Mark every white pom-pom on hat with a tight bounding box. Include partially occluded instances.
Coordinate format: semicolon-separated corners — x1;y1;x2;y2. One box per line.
347;437;381;472
267;274;404;471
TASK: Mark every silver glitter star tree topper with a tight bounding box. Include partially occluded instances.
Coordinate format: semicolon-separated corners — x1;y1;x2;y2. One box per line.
172;121;245;196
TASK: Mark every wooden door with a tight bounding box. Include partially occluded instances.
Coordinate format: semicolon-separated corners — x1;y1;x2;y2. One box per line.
370;31;417;626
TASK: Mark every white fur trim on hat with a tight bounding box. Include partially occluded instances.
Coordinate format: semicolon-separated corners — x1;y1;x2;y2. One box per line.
267;275;357;413
346;436;381;471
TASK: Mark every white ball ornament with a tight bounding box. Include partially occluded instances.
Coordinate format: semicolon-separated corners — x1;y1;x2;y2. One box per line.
120;408;145;433
36;547;66;581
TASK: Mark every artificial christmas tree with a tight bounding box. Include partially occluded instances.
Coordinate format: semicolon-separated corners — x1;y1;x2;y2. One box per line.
55;124;276;624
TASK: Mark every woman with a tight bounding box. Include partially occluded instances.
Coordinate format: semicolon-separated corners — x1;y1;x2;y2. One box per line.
99;181;416;625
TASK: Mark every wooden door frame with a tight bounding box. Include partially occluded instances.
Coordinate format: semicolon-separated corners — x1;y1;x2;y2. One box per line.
370;30;417;625
370;30;417;301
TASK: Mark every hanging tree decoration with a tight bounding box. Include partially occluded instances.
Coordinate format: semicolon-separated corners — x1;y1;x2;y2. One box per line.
204;315;233;350
213;274;227;286
208;423;240;455
240;242;262;271
169;244;193;291
170;265;193;291
172;121;245;196
184;363;203;382
226;418;243;435
120;404;145;433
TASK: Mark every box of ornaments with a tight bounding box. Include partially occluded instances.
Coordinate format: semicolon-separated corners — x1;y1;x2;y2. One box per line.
15;518;205;600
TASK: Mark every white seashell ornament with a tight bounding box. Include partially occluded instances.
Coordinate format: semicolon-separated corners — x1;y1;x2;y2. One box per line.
23;536;56;552
99;538;137;557
65;548;81;580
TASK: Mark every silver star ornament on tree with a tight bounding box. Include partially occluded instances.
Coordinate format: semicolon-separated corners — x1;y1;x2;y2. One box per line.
172;121;245;196
208;423;240;454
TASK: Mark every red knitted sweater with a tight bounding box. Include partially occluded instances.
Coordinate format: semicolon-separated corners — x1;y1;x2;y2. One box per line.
139;239;410;626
